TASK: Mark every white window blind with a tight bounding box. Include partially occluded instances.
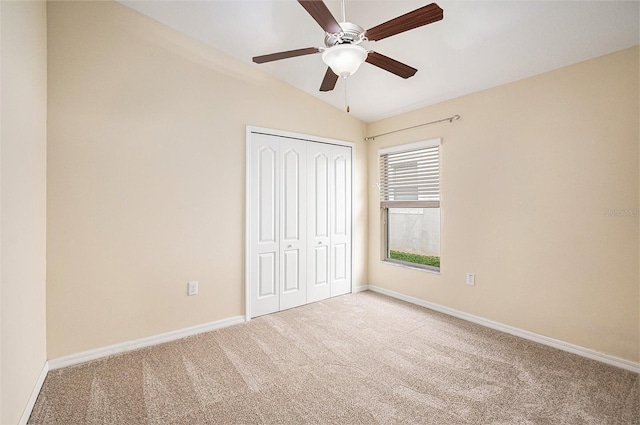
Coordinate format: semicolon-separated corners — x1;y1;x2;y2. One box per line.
379;143;440;208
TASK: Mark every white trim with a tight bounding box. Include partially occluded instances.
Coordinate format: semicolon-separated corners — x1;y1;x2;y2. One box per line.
245;127;252;322
378;137;441;155
349;140;356;298
247;125;356;149
352;285;369;293
18;361;49;425
366;285;640;373
381;259;441;274
49;315;245;370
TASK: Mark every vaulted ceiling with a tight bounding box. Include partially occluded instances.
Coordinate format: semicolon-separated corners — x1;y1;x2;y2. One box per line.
120;1;639;122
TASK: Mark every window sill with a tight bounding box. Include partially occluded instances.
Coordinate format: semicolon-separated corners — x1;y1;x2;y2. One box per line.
381;259;441;275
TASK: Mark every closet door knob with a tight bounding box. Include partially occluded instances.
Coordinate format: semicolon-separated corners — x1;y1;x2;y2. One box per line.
287;244;292;248
318;241;322;245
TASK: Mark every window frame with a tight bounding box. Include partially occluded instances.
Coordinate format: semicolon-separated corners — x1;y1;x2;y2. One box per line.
378;139;441;272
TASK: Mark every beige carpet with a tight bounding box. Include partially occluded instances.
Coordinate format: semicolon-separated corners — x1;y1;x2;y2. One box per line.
29;291;639;424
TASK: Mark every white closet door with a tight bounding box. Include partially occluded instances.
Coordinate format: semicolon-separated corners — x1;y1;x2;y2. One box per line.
306;143;332;303
248;129;352;318
249;134;280;317
279;139;307;311
330;145;352;296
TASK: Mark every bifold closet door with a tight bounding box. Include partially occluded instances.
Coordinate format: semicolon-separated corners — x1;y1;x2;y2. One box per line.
307;143;352;302
306;143;332;303
279;138;307;311
329;145;352;297
249;134;307;317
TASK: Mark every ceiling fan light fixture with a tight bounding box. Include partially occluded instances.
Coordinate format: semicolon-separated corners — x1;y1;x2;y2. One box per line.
322;44;367;78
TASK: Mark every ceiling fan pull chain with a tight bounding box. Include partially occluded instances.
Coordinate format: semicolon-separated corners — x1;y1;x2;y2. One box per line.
344;79;350;113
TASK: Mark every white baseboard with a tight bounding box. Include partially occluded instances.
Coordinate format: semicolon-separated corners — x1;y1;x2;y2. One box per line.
365;285;639;373
18;360;49;425
49;315;246;370
352;285;369;294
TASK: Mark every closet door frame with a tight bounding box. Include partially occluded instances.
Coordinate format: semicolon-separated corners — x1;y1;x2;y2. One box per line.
245;126;355;322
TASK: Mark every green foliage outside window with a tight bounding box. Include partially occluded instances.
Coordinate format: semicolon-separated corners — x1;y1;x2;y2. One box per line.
389;250;440;268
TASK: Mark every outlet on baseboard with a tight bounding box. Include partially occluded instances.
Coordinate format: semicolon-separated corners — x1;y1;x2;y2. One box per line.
466;273;475;286
188;281;199;296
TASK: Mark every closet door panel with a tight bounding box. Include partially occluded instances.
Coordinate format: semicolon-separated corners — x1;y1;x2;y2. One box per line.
333;243;347;280
314;245;329;284
258;253;277;296
307;145;332;303
330;146;352;297
250;135;280;317
279;139;307;311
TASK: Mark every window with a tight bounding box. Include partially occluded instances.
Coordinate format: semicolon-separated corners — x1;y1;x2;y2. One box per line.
379;139;440;271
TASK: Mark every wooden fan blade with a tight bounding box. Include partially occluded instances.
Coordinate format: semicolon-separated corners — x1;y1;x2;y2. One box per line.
319;67;339;92
366;3;443;42
298;0;342;34
253;47;321;64
366;52;417;79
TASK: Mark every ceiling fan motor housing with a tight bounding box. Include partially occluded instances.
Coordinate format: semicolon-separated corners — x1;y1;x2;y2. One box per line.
324;22;366;47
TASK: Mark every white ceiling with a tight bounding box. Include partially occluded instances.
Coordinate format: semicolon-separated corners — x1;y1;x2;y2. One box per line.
120;1;639;123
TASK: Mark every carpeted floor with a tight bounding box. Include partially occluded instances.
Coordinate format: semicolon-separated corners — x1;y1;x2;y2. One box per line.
29;291;639;424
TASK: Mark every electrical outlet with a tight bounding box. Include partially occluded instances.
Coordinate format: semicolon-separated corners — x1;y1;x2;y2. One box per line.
188;281;199;296
466;273;475;286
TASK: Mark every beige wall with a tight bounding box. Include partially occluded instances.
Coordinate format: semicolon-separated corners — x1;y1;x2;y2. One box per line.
46;1;367;359
367;47;639;362
1;1;48;423
46;0;638;368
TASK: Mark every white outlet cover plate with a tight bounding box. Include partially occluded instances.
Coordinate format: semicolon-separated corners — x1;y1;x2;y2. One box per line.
188;281;199;296
466;273;475;286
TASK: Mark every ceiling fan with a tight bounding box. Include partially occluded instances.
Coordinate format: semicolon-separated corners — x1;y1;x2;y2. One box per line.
252;0;443;92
